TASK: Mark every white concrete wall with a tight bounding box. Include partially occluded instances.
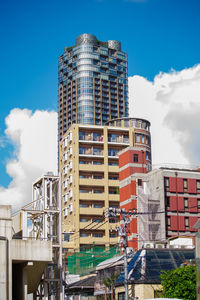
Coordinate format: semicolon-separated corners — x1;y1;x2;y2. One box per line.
11;239;52;261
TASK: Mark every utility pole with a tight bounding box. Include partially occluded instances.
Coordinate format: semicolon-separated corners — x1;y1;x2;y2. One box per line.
121;211;129;300
106;208;130;300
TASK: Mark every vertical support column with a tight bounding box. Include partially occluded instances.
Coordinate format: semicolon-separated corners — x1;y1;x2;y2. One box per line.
104;126;110;250
22;268;28;300
22;211;28;240
58;176;64;300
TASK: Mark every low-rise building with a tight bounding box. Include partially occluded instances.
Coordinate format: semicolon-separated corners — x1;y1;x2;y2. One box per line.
119;146;200;250
0;205;52;300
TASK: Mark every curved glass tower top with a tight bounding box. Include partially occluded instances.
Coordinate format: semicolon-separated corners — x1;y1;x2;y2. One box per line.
58;34;128;141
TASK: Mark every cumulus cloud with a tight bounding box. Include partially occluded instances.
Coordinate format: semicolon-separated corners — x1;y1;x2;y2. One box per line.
1;64;200;211
129;64;200;167
0;109;57;211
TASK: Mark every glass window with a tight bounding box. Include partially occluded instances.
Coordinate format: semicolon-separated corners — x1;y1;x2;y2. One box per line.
164;177;169;188
135;133;140;143
197;180;200;192
64;233;70;242
80;218;88;222
185;217;189;229
166;196;170;209
80;203;89;208
183;179;188;190
184;198;188;209
133;154;138;163
94;204;103;208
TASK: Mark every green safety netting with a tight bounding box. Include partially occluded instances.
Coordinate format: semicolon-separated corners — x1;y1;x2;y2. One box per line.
66;245;120;275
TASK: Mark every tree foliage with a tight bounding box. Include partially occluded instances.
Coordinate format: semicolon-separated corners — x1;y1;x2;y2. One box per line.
160;265;196;300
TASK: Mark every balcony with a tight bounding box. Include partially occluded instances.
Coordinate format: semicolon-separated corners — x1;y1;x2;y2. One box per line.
108;136;129;145
79;207;104;215
108;179;119;187
79;148;104;157
108;194;119;201
79;133;104;144
79;178;105;186
79;192;105;201
79;163;104;172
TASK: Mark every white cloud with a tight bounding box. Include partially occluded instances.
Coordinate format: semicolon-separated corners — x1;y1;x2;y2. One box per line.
129;64;200;167
0;109;57;211
1;64;200;211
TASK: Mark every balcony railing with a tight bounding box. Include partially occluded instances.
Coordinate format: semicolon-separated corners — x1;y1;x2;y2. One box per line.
108;136;129;144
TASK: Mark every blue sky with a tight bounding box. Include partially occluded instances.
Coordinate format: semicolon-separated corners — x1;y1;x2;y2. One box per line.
0;0;200;187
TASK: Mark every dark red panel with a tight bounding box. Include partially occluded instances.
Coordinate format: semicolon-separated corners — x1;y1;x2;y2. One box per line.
188;179;197;193
170;196;177;211
178;216;185;231
169;177;176;192
189;198;198;213
177;178;184;193
170;216;178;230
189;217;198;232
178;197;184;211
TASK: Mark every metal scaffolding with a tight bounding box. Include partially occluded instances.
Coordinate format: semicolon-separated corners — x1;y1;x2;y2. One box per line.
15;172;64;300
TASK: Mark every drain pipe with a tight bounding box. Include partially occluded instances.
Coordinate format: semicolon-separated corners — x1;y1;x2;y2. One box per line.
0;236;9;300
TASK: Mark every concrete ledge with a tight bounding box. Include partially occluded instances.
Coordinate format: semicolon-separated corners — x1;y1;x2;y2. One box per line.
11;239;52;262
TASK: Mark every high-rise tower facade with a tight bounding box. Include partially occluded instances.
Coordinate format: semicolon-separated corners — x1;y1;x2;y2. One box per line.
58;34;128;141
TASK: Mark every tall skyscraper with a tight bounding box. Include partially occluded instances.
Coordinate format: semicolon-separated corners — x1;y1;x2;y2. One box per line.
58;33;128;141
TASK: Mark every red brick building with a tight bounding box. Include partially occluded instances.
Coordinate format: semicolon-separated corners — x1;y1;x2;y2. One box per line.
119;146;200;250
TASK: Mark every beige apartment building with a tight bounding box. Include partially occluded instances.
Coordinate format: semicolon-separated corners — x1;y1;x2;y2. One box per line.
59;117;151;252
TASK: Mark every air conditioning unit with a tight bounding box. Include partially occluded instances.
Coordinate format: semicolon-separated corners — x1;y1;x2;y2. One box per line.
63;153;68;161
69;147;72;156
63;208;68;217
69;204;73;213
155;244;165;249
69;132;72;141
63;181;67;188
63;194;68;203
69;189;73;198
144;243;154;248
63;138;68;147
68;175;73;184
69;160;72;170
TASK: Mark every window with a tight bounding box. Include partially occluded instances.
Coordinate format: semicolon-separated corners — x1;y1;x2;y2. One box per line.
183;179;188;190
137;179;142;186
93;233;103;237
93;160;103;165
197;180;200;192
64;233;70;242
80;218;88;222
166;196;170;209
93;175;103;179
185;217;189;230
80;203;89;208
94;204;103;208
133;154;138;163
80;233;88;237
135;133;140;143
164;177;169;189
198;199;200;210
184;198;188;209
109;174;119;180
118;292;125;300
93;219;102;223
167;216;171;228
94;189;103;194
110;232;117;238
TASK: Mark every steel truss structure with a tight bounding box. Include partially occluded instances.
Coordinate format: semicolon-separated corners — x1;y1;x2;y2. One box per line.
16;173;64;300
